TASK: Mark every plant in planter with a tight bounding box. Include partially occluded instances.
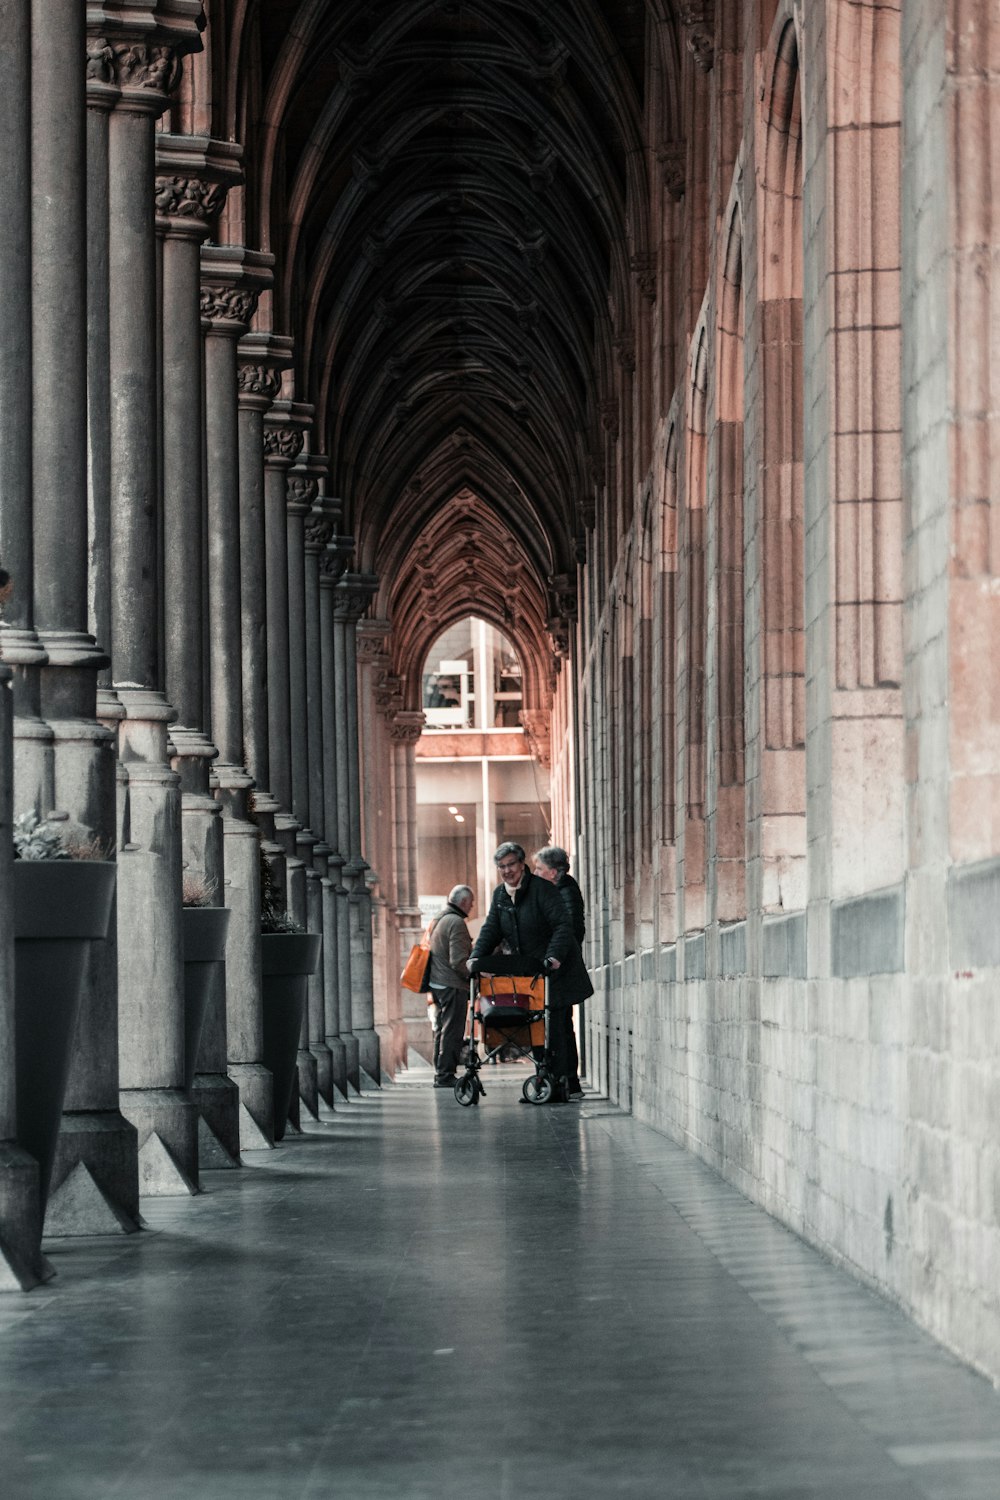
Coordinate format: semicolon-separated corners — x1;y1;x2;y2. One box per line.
180;872;230;1096
12;811;117;1211
259;849;320;1142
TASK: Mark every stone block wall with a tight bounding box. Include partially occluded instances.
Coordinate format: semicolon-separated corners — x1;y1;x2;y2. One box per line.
561;0;1000;1386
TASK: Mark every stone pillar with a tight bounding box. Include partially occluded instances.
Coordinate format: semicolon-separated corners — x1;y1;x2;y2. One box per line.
334;573;379;1083
99;29;201;1199
357;621;395;1075
201;245;275;1150
156;134;242;1170
0;0;49;816
0;664;46;1286
391;712;425;1058
318;538;353;1095
301;482;337;1105
236;337;292;902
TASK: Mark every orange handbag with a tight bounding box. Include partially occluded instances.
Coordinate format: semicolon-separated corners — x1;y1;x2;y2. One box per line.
400;921;435;992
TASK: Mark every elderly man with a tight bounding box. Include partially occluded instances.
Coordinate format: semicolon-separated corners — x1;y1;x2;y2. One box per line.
428;884;475;1088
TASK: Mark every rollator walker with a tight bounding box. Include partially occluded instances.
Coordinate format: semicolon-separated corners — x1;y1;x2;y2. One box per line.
454;970;557;1106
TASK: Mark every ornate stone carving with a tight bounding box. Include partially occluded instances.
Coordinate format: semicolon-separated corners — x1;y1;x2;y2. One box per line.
318;548;349;587
262;426;304;462
631;252;658;304
520;709;552;770
303;512;333;553
679;4;715;72
237;363;282;401
289;477;320;515
389;713;425;746
546;616;571;661
200;285;259;326
657;142;686;201
87;38;182;95
614;335;636;373
600;398;620;440
333;574;377;624
155;175;226;224
548;572;578;623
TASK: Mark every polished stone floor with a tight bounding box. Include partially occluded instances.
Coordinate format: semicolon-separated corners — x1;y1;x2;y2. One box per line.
3;1064;1000;1499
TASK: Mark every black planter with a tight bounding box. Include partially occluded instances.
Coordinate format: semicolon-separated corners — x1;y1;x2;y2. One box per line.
13;861;117;1208
181;907;232;1093
260;932;321;1142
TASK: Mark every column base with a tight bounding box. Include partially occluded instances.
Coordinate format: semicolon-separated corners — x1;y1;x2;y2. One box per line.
376;1024;396;1081
355;1027;381;1086
46;1110;140;1233
0;1143;47;1291
228;1062;274;1150
342;1031;360;1093
392;1019;409;1071
191;1072;241;1168
311;1039;334;1107
327;1036;349;1101
296;1048;319;1118
119;1087;200;1197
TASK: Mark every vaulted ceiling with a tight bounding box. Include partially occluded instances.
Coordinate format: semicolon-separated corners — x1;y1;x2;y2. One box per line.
190;0;672;683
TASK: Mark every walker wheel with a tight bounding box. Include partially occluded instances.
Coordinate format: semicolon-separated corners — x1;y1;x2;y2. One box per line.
522;1073;553;1105
455;1075;478;1107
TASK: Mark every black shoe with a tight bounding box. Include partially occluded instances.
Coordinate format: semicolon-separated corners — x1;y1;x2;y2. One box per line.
434;1074;457;1088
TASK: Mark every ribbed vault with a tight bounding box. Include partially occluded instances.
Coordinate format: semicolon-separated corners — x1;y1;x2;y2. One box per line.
182;0;664;698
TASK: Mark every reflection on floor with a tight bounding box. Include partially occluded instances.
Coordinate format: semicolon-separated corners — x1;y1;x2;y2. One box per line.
2;1064;1000;1499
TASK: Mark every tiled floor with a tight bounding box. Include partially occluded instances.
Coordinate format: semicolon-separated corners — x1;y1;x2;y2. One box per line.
2;1064;1000;1498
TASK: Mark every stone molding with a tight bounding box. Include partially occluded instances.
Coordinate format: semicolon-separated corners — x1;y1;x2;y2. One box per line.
631;252;657;303
303;508;334;553
600;398;620;440
657;141;686;201
237;332;293;413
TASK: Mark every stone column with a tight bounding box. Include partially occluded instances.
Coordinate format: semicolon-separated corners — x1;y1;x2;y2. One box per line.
333;573;379;1082
0;0;49;814
302;483;337;1105
100;29;201;1199
318;539;354;1095
237;337;292;900
156;134;242;1170
201;245;275;1150
0;663;46;1286
357;621;394;1075
391;712;425;1057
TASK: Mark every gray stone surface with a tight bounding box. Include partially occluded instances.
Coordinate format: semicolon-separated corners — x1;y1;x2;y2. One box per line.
719;919;747;976
762;910;807;978
947;857;1000;970
832;885;905;979
1;1075;998;1497
684;931;706;980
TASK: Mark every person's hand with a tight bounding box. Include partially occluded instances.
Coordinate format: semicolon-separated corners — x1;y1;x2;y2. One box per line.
544;957;561;971
465;958;477;974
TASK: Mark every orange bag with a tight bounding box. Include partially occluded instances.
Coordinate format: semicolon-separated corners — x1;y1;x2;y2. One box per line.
400;922;434;992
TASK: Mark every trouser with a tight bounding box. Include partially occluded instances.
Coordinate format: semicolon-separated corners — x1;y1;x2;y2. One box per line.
541;1006;576;1092
432;986;468;1080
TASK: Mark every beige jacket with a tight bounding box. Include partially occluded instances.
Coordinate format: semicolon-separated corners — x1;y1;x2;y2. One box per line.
428;905;472;991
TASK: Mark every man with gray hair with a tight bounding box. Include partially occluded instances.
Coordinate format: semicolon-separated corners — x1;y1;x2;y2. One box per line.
428;884;475;1087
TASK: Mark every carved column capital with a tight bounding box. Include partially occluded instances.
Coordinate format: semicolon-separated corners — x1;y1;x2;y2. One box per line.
303;504;334;553
390;711;425;745
86;6;203;115
520;709;552;770
333;572;378;624
600;398;620;440
318;536;354;590
200;245;274;339
613;334;636;373
155;134;242;238
357;618;392;666
237;332;293;413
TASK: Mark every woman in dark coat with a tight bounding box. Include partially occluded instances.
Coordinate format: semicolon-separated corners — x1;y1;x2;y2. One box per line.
469;841;593;1099
533;845;586;1098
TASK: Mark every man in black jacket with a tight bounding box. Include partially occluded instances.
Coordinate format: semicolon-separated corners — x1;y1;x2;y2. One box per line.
469;842;592;1100
534;845;585;1099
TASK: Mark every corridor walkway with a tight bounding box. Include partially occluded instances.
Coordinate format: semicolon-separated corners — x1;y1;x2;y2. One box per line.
3;1069;1000;1500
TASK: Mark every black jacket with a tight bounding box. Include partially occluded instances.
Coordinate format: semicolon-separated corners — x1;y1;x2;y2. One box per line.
558;872;585;944
471;869;593;1008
